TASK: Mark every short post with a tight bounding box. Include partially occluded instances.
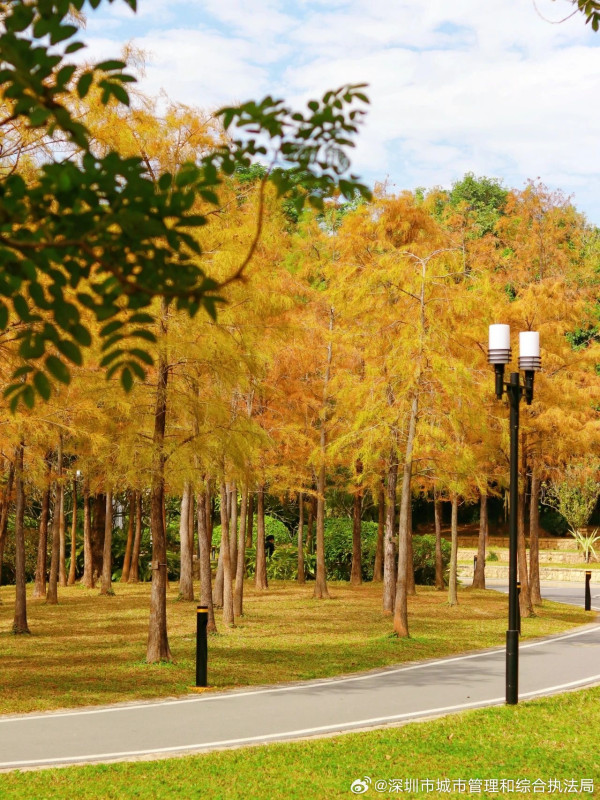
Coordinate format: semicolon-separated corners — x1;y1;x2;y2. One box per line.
473;555;477;574
196;605;208;687
585;571;592;611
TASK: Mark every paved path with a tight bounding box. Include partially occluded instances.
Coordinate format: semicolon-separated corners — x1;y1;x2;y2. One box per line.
1;584;599;770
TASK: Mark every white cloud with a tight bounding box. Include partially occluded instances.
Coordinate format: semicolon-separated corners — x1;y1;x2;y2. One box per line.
82;0;600;222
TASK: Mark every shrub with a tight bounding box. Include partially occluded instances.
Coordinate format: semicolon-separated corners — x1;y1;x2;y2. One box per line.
487;550;499;562
323;518;379;581
412;534;451;586
213;514;290;547
245;545;315;581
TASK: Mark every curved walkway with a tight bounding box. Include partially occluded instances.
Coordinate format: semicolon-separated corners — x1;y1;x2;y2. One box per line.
1;585;599;770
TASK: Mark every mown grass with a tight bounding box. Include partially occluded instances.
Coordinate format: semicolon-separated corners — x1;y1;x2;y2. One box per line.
0;686;598;799
0;580;592;715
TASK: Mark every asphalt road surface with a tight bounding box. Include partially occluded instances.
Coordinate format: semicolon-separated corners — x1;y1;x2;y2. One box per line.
1;582;599;771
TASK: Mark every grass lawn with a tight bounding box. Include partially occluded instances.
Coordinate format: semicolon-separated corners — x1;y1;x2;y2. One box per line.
0;686;598;799
0;580;592;715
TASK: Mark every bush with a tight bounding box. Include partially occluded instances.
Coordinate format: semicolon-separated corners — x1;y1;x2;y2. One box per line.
213;514;291;547
323;518;379;581
1;526;38;585
487;550;499;562
539;507;569;537
245;545;313;581
412;534;451;585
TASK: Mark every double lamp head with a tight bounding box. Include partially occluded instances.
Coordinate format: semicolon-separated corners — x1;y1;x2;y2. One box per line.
488;324;541;405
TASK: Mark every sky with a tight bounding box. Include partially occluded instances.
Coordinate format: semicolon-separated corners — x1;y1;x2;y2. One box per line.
82;0;600;223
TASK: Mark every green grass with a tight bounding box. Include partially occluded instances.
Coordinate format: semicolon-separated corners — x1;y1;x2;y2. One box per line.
0;686;598;799
0;580;592;715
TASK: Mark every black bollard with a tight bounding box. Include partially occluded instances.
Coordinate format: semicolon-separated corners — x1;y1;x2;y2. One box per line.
196;605;208;687
585;571;592;612
516;581;521;635
474;555;477;574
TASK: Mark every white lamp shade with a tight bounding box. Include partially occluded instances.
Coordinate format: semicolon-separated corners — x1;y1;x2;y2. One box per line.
489;324;510;350
519;331;540;359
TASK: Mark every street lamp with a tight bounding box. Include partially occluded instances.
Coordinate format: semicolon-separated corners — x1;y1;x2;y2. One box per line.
488;324;541;705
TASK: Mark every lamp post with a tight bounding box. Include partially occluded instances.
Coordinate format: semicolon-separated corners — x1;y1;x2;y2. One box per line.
488;324;541;705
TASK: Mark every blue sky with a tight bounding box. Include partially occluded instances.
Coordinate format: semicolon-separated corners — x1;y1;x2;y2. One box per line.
83;0;600;223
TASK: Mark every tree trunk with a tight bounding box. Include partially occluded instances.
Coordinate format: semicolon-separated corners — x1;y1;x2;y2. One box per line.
58;485;67;587
297;491;305;584
82;480;94;588
350;464;362;586
406;500;416;595
47;436;63;605
314;307;333;600
12;442;29;634
67;478;78;585
213;523;225;607
434;492;444;590
246;491;254;548
0;463;15;591
128;490;142;583
33;478;51;598
100;490;113;595
307;493;316;554
234;481;248;616
178;483;194;600
220;482;235;625
448;495;459;606
529;460;542;606
255;484;268;590
91;493;106;583
120;490;135;583
393;391;418;637
197;486;217;633
229;482;238;579
146;298;172;663
472;489;487;589
373;479;385;582
518;433;534;618
383;445;398;614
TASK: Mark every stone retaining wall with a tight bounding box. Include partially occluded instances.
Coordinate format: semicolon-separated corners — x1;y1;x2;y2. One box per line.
457;564;600;583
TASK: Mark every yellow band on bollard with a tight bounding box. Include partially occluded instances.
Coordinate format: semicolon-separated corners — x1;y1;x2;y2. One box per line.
197;609;208;613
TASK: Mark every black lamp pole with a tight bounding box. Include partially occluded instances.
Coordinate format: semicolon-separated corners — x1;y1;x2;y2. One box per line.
489;326;540;705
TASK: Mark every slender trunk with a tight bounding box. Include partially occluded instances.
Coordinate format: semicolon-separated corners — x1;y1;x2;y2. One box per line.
406;500;415;595
82;480;94;588
229;482;238;579
220;482;234;625
120;490;135;583
128;491;142;583
529;460;542;606
147;298;172;663
58;485;66;587
255;484;268;590
213;524;225;607
518;432;534;618
393;391;418;637
91;493;106;582
350;464;362;586
448;495;459;606
307;493;316;554
47;436;63;605
234;481;248;616
383;445;398;614
297;491;305;584
197;486;217;633
178;483;194;600
472;489;488;589
314;307;333;600
100;490;113;595
33;469;51;598
67;478;78;585
246;491;254;548
373;479;385;582
13;442;29;634
0;464;15;590
434;492;444;590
